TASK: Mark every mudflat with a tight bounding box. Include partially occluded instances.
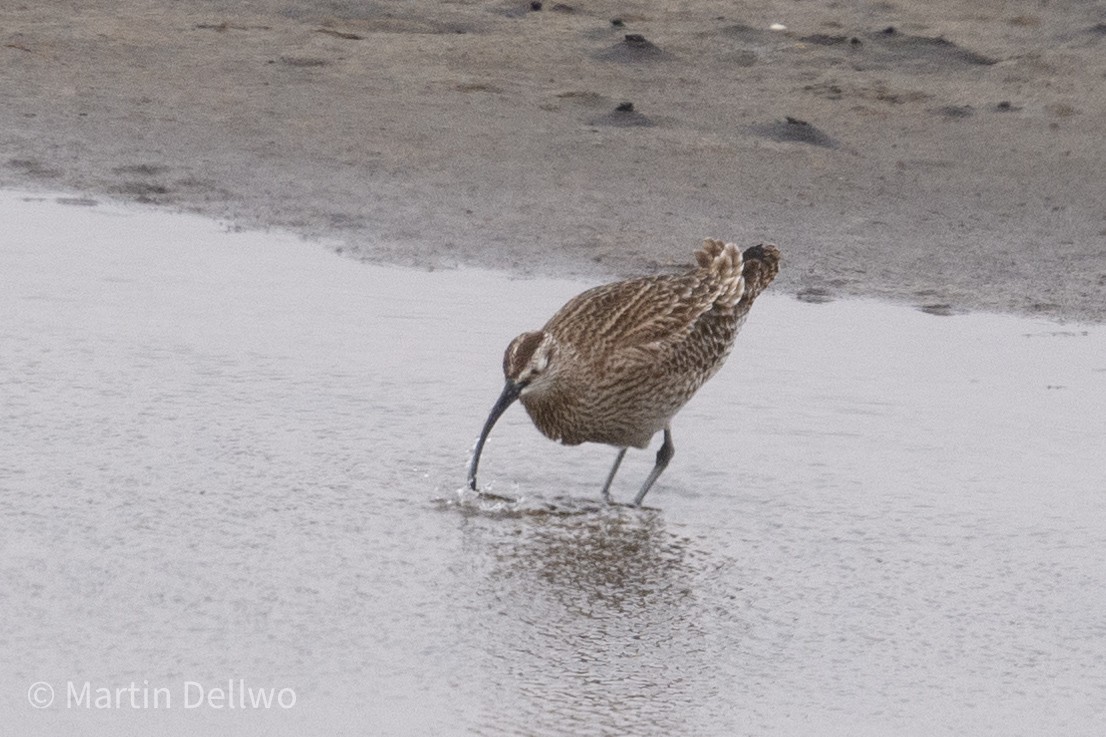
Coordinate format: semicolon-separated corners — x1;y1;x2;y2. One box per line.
3;0;1104;320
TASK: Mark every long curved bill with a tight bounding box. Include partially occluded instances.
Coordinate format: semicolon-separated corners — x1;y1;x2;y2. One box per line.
467;381;522;490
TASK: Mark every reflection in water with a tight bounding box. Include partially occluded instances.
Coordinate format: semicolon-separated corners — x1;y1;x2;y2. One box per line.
454;504;709;736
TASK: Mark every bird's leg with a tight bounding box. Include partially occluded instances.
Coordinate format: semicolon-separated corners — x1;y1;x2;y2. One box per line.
633;426;674;507
600;448;627;504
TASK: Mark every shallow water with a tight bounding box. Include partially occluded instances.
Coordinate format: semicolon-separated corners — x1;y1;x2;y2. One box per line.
2;191;1105;736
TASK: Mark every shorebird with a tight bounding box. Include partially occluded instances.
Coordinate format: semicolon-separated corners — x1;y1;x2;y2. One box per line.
467;239;780;506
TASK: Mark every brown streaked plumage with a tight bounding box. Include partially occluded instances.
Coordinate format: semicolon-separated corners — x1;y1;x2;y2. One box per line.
468;239;780;506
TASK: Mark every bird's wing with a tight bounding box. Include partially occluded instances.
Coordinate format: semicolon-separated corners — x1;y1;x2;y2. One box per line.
543;271;731;354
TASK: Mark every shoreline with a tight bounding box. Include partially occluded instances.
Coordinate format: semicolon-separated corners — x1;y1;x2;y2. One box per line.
3;0;1104;322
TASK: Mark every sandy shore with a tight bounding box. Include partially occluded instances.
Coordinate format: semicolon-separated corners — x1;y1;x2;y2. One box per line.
3;0;1104;321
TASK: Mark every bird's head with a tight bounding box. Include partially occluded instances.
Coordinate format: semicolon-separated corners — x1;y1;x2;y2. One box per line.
467;330;557;491
503;330;558;397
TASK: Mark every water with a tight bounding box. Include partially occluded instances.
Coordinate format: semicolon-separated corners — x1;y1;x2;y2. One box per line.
2;190;1104;735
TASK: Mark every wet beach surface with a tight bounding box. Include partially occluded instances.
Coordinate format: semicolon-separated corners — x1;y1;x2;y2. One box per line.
2;0;1106;320
3;193;1105;735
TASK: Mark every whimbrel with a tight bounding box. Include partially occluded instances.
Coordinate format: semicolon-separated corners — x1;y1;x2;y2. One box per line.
467;239;780;506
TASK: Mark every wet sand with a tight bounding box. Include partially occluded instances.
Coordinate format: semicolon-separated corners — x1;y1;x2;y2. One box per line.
2;0;1105;321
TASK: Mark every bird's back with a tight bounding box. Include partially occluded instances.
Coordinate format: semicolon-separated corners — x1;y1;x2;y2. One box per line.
523;240;779;448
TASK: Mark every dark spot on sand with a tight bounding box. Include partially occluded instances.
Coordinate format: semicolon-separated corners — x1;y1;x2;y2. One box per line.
994;100;1021;112
55;197;99;207
595;34;670;62
750;117;838;148
790;25;994;73
555;90;607;107
529;1;542;10
456;82;503;93
610;18;624;27
796;287;834;304
936;104;974;118
279;56;330;67
550;3;575;13
193;21;271;32
590;103;654;127
805;33;863;48
6;157;62;178
327;212;365;229
864;31;996;69
113;181;170;200
112;163;168;176
919;303;956;316
315;28;364;40
802;34;850;46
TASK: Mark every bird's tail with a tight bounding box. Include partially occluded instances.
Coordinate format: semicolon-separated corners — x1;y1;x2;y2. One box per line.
737;243;780;306
694;238;746;307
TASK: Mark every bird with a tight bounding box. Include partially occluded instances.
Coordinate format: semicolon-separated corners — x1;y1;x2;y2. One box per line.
467;239;780;506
